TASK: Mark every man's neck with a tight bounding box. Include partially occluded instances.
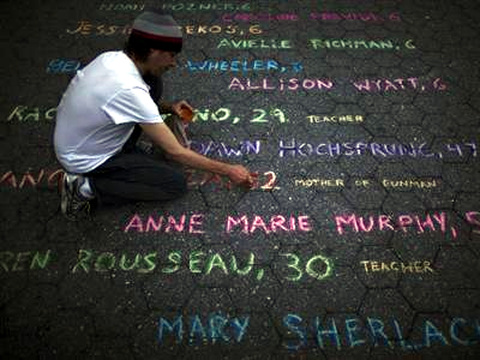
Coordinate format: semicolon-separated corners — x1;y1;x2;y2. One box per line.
126;52;146;75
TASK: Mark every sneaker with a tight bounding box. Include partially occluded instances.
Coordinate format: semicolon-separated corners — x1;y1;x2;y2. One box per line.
61;173;92;220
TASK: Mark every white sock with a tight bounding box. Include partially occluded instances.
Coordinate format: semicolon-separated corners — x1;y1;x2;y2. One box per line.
78;177;95;199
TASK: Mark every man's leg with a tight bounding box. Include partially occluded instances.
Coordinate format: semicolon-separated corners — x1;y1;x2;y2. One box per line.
86;151;187;205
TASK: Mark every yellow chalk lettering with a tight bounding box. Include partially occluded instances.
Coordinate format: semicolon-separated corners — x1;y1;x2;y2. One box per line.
360;261;370;272
414;261;423;273
371;261;380;272
401;262;414;273
423;261;434;273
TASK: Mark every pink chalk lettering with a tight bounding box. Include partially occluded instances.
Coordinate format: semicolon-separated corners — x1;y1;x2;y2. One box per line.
124;214;144;232
145;216;164;232
298;216;312;231
335;215;359;235
335;213;449;235
270;215;288;232
228;77;334;91
225;215;312;234
398;215;414;233
47;169;65;192
432;212;447;233
1;169;65;192
124;214;205;233
358;216;375;232
378;215;394;231
250;215;271;234
188;214;205;234
19;170;45;188
352;77;423;92
165;215;186;233
414;214;435;233
465;212;480;234
1;171;17;188
226;215;250;234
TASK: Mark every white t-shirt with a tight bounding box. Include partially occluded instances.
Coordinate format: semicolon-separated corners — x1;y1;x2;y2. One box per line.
54;51;163;173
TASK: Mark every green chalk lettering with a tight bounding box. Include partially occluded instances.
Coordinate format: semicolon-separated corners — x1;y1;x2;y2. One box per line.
281;253;303;281
72;249;93;273
305;254;334;280
163;251;181;274
205;253;228;275
30;250;52;270
189;251;204;273
94;252;116;272
0;251;14;271
230;252;254;275
12;252;31;271
119;253;141;271
139;252;157;273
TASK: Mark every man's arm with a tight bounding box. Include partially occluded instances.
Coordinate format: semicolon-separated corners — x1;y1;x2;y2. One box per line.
140;122;253;186
158;100;194;121
157;100;173;114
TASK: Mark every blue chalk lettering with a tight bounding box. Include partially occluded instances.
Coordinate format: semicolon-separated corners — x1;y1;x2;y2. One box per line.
186;60;197;72
253;60;264;71
189;315;207;344
158;315;183;344
62;60;81;73
230;60;239;72
208;313;230;344
345;318;366;348
279;139;298;157
298;143;313;156
314;317;341;350
221;143;243;157
283;313;307;350
241;140;261;155
328;143;341;156
465;142;477;157
392;318;421;350
450;318;477;346
267;60;280;71
316;143;328;155
418;143;435;157
292;62;303;72
367;318;393;348
370;143;387;157
446;144;463;156
219;61;229;71
475;319;480;340
423;320;449;347
383;144;397;156
231;316;250;342
355;142;368;155
343;142;355;156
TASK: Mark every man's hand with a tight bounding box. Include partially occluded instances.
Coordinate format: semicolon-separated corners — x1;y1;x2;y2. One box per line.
171;100;194;122
140;123;253;189
226;164;253;188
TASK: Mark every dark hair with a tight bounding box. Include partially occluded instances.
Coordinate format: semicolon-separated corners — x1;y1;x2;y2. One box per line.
124;32;182;62
124;33;156;62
